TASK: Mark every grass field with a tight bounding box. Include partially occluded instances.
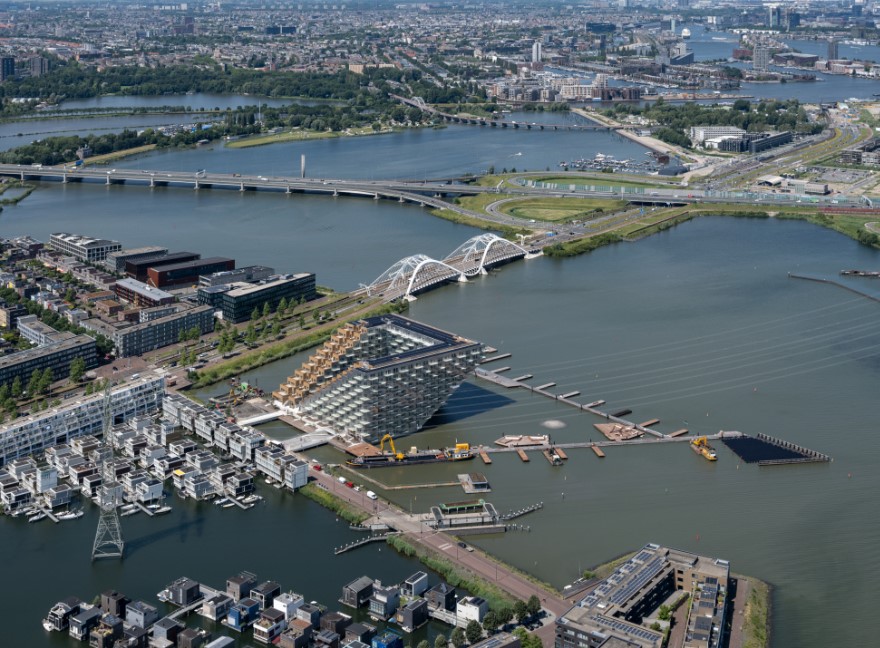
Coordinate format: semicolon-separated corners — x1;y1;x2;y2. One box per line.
79;144;157;166
502;197;628;222
226;126;385;148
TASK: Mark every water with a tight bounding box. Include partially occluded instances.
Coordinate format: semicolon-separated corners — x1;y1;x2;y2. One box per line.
786;38;880;65
2;116;879;646
0;183;482;291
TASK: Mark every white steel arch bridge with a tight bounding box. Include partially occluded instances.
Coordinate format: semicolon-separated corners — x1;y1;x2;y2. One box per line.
364;234;540;301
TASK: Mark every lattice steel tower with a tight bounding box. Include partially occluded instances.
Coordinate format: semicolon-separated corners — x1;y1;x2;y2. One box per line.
91;385;125;560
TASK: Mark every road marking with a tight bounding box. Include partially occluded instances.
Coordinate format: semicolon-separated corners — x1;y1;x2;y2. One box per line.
439;542;452;551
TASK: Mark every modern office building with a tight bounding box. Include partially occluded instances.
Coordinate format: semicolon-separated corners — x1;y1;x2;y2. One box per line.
104;246;168;273
273;315;482;442
125;252;201;282
752;45;770;72
0;374;164;466
198;273;316;323
114;278;176;308
0;56;15;81
828;38;839;61
555;543;730;648
199;266;275;288
48;233;122;264
112;305;214;358
148;257;234;288
15;315;73;347
0;335;97;390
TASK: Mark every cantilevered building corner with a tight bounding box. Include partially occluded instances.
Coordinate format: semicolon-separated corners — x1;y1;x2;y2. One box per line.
273;315;482;442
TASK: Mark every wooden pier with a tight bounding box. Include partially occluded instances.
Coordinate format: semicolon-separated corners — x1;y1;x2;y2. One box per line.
553;447;568;460
517;449;530;462
536;382;556;391
668;428;689;437
640;419;660;428
542;449;563;465
591;445;606;458
495;366;511;373
561;391;580;399
480;450;492;464
512;374;533;382
481;353;511;364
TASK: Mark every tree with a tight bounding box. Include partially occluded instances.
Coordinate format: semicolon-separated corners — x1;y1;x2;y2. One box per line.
658;604;671;621
434;634;447;648
496;607;513;625
299;315;306;329
312;310;320;323
482;610;499;634
526;595;541;618
245;322;258;345
277;297;288;313
513;599;528;621
272;322;282;338
465;620;483;645
65;287;77;303
262;301;271;318
450;627;467;648
27;368;41;397
417;641;430;648
69;356;86;382
251;306;261;321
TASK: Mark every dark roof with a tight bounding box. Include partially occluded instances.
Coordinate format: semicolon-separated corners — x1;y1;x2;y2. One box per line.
151;257;234;274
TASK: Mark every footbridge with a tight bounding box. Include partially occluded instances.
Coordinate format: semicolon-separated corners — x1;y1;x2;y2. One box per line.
364;233;541;301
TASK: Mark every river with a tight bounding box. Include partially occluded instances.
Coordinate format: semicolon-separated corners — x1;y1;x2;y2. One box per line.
1;107;879;647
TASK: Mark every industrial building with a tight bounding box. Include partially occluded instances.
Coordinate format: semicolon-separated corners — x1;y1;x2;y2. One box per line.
0;334;97;390
199;266;275;288
555;543;730;648
114;278;176;308
198;273;316;323
125;252;201;282
0;374;164;466
49;233;122;263
148;257;235;288
841;138;880;166
112;305;214;358
104;246;168;273
273;315;482;442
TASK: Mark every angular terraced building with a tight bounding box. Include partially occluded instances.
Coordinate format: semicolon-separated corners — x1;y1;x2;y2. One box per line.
273;315;482;442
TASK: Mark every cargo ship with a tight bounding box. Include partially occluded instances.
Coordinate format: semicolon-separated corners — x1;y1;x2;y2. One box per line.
347;435;474;468
690;437;718;461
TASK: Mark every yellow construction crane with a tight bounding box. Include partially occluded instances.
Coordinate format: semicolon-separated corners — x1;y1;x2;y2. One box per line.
379;434;405;461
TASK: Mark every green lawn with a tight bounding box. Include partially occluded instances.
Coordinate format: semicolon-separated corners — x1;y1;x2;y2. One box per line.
501;197;628;222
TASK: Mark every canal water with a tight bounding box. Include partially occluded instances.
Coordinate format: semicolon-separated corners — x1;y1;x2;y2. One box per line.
1;114;879;646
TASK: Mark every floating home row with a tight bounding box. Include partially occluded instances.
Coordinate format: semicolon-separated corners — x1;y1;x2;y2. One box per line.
44;569;521;648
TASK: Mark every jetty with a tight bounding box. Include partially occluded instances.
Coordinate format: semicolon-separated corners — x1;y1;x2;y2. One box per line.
517;449;530;462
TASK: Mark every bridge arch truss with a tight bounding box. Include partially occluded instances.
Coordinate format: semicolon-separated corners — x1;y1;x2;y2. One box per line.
444;233;535;276
366;254;466;300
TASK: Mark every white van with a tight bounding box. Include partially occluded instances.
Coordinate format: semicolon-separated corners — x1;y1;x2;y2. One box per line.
366;490;378;500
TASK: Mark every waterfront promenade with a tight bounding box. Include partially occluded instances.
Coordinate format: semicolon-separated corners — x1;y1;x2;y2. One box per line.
307;466;570;644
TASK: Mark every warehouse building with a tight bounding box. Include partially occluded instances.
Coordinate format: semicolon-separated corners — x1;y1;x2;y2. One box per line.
114;278;176;309
199;266;275;288
104;246;168;273
198;273;316;323
48;233;122;263
273;315;482;442
125;252;201;282
148;258;235;288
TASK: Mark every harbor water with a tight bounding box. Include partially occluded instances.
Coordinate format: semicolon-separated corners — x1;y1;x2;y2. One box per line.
0;117;878;647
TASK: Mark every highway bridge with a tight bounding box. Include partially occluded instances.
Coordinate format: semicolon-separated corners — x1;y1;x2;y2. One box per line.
393;94;614;131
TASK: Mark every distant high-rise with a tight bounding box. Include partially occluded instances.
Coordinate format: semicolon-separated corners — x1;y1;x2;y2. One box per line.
0;57;15;82
753;46;770;73
29;56;48;77
828;38;839;61
531;41;542;63
767;4;782;28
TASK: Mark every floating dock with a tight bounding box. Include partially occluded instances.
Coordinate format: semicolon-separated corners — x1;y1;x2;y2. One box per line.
552;447;568;460
668;428;689;437
611;409;632;418
639;419;660;428
495;366;511;373
513;374;533;382
722;432;831;466
591;445;606;458
585;400;605;408
481;353;511;364
479;450;492;464
536;382;556;391
542;449;563;466
517;449;530;462
561;391;580;399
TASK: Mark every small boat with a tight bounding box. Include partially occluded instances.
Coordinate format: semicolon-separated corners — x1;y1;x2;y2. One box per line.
58;510;84;521
42;619;54;632
147;503;160;511
220;501;236;509
28;512;47;523
120;508;139;517
153;505;172;515
214;498;229;506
